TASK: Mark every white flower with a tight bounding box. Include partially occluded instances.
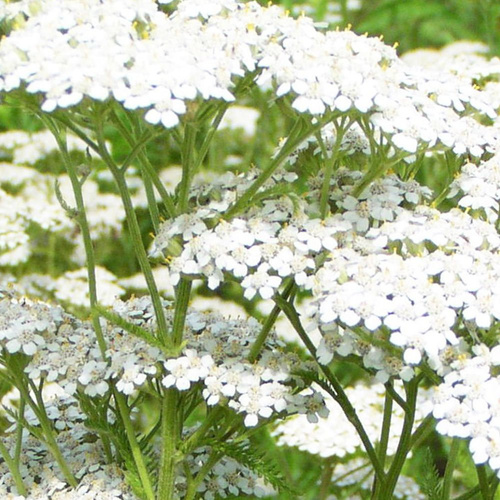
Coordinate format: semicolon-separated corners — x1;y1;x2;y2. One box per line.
162;350;213;391
241;263;282;300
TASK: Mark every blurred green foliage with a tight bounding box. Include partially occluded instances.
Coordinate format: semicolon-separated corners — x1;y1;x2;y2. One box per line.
273;0;500;55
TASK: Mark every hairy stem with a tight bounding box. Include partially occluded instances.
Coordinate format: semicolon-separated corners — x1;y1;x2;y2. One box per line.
115;390;155;500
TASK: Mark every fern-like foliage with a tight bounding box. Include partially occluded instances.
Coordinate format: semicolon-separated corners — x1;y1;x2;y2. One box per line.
78;391;157;500
212;439;296;496
419;448;443;500
93;304;184;356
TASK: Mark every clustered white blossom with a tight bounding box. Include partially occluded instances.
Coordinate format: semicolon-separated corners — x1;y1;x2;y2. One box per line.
449;152;500;223
432;344;500;475
178;445;275;499
0;425;137;499
0;290;323;497
152;156;500;381
1;0;497;157
0;293;326;427
3;0;500;495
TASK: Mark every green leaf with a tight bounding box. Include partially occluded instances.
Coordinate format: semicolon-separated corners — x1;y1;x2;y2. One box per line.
213;440;295;496
93;304;183;357
419;448;443;500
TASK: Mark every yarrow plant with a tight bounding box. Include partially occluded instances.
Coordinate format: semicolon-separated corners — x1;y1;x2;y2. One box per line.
1;0;500;498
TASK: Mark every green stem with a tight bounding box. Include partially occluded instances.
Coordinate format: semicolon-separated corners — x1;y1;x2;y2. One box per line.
410;415;435;448
193;103;230;172
317;117;349;219
384;381;408;412
158;389;181;500
378;378;419;499
2;366;76;488
273;295;385;483
318;458;335;500
184;450;222;500
25;378;77;487
455;474;499;500
115;390;155;500
109;106;177;219
39;115;107;358
93;106;172;348
379;387;393;467
0;439;27;496
178;122;197;213
491;477;500;499
141;167;161;234
247;278;295;363
182;406;224;454
157;277;192;497
441;438;460;500
224;116;329;220
476;464;491;500
14;397;25;465
372;387;393;496
172;278;192;346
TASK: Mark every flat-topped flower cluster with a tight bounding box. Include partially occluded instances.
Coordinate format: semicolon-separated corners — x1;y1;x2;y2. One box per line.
1;0;498;156
1;0;500;497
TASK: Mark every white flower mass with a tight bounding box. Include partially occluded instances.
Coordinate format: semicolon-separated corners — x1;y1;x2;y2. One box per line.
1;0;500;497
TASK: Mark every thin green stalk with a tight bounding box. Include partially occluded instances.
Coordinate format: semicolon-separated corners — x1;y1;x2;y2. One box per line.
157;277;191;498
379;387;393;467
372;387;393;496
24;378;77;487
109;106;177;219
115;390;155;500
378;378;419;499
193;103;230;172
14;397;25;465
455;474;499;500
119;128;159;173
1;368;76;488
441;438;460;500
172;278;192;345
318;458;335;500
141;168;161;234
182;406;224;454
93;107;172;348
178;122;197;213
384;381;408;412
0;439;27;496
410;415;435;448
184;449;222;500
247;278;295;363
490;477;500;499
224;116;330;220
158;389;181;500
476;464;491;500
316;117;350;219
273;295;385;483
39;115;107;358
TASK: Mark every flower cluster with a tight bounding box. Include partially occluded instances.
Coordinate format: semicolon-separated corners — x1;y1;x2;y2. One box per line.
0;292;325;428
178;445;275;499
1;0;496;158
432;344;500;474
151;153;500;381
449;152;500;223
0;385;275;500
0;424;137;499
